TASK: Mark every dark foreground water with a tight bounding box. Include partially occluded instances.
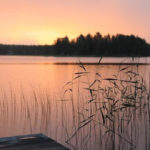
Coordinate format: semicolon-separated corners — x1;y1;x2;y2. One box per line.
0;56;150;150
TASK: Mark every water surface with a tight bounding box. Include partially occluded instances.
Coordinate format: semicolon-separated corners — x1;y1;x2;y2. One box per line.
0;56;150;150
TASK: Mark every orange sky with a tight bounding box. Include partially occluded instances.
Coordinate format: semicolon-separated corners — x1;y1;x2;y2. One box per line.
0;0;150;45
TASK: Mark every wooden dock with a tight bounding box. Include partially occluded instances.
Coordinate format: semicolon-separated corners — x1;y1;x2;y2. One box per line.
0;133;70;150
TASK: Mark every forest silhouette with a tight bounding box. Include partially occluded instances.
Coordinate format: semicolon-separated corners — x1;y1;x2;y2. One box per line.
0;32;150;56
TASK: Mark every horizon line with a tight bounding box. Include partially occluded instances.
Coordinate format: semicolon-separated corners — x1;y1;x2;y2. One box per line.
0;32;149;46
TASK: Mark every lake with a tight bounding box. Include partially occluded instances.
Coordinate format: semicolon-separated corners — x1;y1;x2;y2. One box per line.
0;56;150;150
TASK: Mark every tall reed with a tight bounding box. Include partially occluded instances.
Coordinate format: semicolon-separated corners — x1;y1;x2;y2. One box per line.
63;61;150;150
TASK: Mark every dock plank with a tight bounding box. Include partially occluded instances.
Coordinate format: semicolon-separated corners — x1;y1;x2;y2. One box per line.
0;134;70;150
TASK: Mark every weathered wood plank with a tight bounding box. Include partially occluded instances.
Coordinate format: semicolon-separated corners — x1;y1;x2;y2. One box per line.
0;133;70;150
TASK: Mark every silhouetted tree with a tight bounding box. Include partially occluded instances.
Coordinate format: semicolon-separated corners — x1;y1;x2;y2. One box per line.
0;33;150;56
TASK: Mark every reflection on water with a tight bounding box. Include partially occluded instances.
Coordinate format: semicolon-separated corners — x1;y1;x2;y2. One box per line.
0;56;150;64
0;56;150;150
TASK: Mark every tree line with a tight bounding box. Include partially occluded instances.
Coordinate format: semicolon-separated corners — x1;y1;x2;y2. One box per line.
0;32;150;56
0;44;54;56
54;33;150;56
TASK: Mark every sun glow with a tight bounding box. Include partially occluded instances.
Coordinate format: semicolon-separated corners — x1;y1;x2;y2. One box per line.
0;0;150;45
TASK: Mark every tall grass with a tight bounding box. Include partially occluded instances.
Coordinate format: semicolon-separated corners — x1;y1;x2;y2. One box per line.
63;61;150;150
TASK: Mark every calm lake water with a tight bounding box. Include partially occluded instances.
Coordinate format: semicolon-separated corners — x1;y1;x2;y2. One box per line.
0;56;150;150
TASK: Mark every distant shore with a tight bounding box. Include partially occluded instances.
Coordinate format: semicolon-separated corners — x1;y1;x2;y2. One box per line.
0;33;150;57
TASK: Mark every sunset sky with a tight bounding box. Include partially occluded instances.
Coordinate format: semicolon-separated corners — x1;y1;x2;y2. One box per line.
0;0;150;45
